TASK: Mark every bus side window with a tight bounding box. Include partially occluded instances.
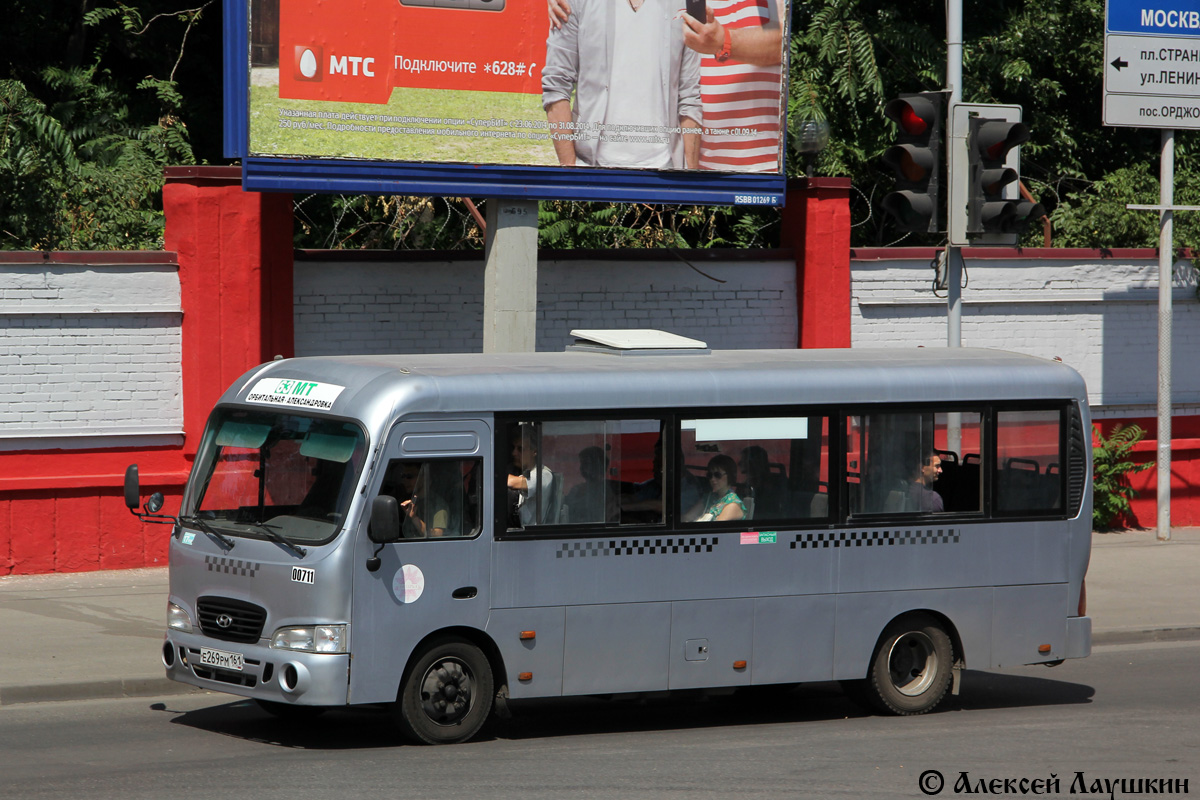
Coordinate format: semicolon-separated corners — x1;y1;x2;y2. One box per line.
847;410;982;516
678;415;829;523
506;418;665;529
995;409;1064;514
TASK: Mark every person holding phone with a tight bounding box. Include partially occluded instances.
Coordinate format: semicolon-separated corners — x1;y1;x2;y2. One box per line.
547;0;784;172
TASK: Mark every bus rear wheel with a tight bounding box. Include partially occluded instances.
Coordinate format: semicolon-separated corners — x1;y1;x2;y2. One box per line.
396;638;494;745
864;613;953;716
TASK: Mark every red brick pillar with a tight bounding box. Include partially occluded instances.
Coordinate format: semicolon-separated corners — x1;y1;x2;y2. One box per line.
163;167;295;457
781;177;852;348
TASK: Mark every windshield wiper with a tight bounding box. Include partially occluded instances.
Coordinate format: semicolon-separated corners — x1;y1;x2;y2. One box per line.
180;514;235;550
248;521;308;558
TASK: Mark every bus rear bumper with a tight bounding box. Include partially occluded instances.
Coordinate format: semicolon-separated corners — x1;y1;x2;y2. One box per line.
1065;616;1092;659
162;633;350;706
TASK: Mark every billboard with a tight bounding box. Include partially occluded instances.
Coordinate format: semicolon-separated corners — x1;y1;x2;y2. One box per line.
226;0;791;204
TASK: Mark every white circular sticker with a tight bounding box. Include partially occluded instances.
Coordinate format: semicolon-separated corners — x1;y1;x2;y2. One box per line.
393;564;425;604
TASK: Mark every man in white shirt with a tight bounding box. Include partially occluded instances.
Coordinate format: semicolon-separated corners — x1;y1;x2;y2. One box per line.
508;432;557;526
542;0;702;169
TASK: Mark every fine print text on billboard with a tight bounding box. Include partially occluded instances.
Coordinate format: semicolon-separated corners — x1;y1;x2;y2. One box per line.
248;0;789;177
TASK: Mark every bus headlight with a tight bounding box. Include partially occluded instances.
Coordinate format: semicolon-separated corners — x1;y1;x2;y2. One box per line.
167;602;194;633
270;625;347;654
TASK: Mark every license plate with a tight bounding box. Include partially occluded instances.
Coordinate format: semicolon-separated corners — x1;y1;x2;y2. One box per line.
200;647;245;671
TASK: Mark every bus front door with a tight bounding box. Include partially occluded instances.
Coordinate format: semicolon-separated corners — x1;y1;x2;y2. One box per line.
348;419;492;705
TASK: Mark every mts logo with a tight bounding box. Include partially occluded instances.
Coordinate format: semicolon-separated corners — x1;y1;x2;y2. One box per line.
292;46;377;80
329;55;376;77
294;45;322;81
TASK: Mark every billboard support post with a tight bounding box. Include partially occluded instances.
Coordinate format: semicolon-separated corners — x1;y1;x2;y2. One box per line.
483;199;539;354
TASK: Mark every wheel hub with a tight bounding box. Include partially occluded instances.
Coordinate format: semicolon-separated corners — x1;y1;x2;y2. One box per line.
887;631;938;697
419;658;474;725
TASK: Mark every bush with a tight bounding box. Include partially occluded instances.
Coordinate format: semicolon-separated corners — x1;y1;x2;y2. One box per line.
1092;424;1154;530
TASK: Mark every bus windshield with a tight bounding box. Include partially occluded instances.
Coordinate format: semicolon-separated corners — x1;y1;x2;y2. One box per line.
186;408;367;544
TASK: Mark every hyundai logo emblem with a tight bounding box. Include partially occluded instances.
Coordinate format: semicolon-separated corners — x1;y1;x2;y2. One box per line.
216;614;234;628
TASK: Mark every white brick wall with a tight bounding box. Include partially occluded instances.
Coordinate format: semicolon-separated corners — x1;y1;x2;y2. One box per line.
0;264;183;449
851;255;1200;414
14;249;1189;450
294;255;798;355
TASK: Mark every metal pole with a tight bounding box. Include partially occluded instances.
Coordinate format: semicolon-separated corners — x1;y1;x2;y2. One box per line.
1157;129;1174;541
945;0;963;349
946;247;963;347
946;0;962;114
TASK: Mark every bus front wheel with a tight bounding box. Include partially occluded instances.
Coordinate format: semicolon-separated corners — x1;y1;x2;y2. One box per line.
396;638;494;745
863;613;953;716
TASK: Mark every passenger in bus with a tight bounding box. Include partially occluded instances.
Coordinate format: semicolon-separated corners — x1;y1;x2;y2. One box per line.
739;445;786;519
907;451;945;512
685;454;746;522
564;445;619;523
508;432;557;526
623;435;701;523
398;464;449;537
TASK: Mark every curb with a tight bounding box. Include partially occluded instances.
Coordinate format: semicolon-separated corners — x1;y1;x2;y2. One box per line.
1092;626;1200;646
0;678;200;708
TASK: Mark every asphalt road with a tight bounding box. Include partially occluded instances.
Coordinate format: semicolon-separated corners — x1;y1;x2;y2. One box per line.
1;640;1196;800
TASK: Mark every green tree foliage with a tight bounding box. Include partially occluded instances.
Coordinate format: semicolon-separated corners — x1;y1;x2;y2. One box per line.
0;1;217;250
1092;423;1154;530
295;194;486;251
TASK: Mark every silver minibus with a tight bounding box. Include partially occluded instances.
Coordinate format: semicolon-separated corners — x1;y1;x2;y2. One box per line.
127;336;1092;744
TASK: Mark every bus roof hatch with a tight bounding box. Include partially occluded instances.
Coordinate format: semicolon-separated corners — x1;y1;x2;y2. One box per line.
567;329;711;356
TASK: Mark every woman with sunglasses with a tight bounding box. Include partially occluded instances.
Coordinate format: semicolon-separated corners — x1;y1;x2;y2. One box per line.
684;453;746;522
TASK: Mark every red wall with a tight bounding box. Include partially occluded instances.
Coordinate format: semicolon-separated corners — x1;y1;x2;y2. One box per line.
1095;415;1200;529
0;168;293;575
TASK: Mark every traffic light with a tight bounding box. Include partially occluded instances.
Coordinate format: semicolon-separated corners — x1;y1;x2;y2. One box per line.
881;92;943;233
966;117;1045;236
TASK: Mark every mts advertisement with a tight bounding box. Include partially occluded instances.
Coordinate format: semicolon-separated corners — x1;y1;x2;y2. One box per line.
248;0;788;174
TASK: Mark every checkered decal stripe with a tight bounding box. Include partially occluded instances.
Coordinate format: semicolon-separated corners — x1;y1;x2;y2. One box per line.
790;529;960;549
556;537;721;558
205;556;261;577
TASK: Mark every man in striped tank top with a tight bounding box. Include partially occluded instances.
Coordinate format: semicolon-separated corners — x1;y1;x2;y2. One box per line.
548;0;785;173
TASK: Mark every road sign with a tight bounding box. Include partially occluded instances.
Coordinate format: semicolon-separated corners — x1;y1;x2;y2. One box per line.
1104;0;1200;128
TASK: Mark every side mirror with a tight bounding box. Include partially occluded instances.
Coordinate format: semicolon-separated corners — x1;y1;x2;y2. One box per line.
123;464;177;528
369;495;401;544
124;465;141;510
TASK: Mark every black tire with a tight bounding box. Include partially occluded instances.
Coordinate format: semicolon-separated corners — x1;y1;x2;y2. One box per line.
254;699;327;720
396;638;494;745
863;613;953;716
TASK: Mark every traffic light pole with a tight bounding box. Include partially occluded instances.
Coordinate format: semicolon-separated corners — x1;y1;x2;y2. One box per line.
946;0;963;349
943;0;964;457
